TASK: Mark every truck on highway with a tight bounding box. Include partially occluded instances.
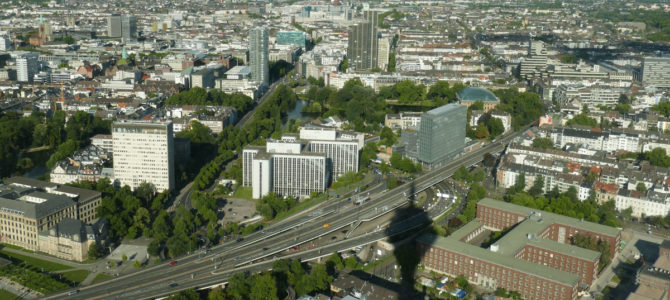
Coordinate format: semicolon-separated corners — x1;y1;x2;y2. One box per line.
353;196;371;206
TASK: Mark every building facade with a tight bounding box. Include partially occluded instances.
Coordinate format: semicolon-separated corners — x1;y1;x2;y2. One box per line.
276;31;306;48
112;121;175;191
0;177;103;261
249;26;270;86
16;53;38;83
417;198;621;300
107;14;122;37
347;10;379;71
121;15;137;41
418;104;467;169
642;57;670;88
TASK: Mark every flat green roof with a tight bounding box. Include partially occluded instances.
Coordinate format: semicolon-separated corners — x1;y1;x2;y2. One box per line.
449;219;483;241
417;233;580;287
478;198;621;237
493;217;601;261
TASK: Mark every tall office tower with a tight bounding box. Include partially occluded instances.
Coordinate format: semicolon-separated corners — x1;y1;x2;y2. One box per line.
418;103;467;170
121;15;137;41
519;39;548;79
642;57;670;88
377;37;390;71
112;121;175;191
16;53;38;82
249;26;269;86
347;10;379;71
108;14;122;37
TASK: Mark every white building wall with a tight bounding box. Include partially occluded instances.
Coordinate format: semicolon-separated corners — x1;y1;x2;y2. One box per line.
112;121;175;191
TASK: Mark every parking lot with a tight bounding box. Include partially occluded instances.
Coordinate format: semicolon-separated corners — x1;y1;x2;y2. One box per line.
218;197;257;224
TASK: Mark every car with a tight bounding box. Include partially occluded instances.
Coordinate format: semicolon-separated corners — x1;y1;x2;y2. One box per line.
67;290;80;295
169;260;177;266
168;282;178;288
236;238;244;242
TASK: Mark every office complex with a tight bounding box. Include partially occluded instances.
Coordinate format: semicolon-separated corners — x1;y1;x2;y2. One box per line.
347;11;379;71
245;137;329;199
112;120;175;191
276;31;306;48
641;57;670;88
418;198;621;300
243;126;363;199
107;14;136;40
16;53;38;83
107;14;122;37
300;126;363;178
417;103;467;169
519;39;548;79
121;15;137;41
0;177;105;261
249;26;270;86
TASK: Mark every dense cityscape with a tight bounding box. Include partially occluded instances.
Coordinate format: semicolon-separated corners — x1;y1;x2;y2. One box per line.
0;0;670;299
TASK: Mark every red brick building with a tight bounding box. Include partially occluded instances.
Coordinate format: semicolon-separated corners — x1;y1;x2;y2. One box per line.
417;198;621;300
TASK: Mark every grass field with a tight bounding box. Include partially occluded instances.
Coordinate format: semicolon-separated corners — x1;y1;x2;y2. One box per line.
0;289;20;300
0;249;73;272
92;273;111;284
232;186;252;199
61;270;90;284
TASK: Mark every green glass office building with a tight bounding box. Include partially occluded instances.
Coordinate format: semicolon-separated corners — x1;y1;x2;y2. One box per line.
276;31;306;48
418;103;467;169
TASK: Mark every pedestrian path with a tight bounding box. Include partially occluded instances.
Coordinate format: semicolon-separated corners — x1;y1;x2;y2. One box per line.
0;277;42;299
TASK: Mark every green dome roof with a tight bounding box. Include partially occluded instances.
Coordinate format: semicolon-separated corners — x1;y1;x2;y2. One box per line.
458;87;499;102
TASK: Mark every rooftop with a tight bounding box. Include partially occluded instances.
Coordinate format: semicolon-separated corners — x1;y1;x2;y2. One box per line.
478;198;621;237
457;87;499;102
417;234;580;286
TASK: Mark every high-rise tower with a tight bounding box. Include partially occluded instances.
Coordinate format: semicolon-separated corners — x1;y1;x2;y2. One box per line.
249;26;269;87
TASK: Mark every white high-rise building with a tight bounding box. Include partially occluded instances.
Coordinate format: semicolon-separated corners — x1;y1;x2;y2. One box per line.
249;26;269;87
377;37;390;71
17;53;38;83
642;57;670;88
112;121;175;191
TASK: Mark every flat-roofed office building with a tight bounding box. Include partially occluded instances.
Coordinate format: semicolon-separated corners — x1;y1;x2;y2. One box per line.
112;121;175;191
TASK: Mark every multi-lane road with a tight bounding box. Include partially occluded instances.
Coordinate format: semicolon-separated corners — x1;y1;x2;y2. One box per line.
53;125;529;300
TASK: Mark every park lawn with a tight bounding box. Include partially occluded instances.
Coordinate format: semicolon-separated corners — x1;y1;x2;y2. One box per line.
232;186;252;199
0;249;72;272
61;269;90;284
0;289;19;299
92;273;111;284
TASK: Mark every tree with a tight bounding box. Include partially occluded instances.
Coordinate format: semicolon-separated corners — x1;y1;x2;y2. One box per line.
310;264;333;292
636;182;648;193
645;148;670;167
380;126;396;147
166;289;200;300
208;287;225;300
529;175;544;196
621;207;633;221
560;54;578;64
133;260;141;268
475;123;490;139
652;101;670;117
532;137;554;149
326;253;344;274
250;273;278;300
88;242;103;259
486;117;505;137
